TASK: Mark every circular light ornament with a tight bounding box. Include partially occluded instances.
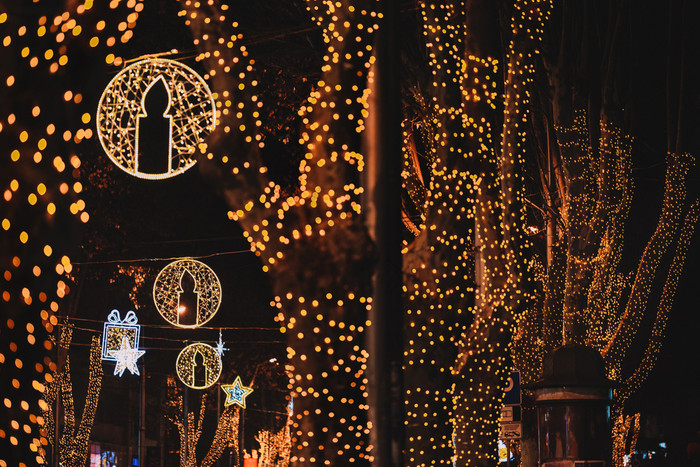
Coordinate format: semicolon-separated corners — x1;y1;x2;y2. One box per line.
153;258;221;328
96;57;216;179
176;342;222;389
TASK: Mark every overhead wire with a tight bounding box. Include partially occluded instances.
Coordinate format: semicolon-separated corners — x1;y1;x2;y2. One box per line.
66;340;285;350
59;315;278;331
70;248;254;265
56;323;284;346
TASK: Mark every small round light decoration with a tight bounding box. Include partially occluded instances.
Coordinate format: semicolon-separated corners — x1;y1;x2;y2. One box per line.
153;259;221;328
96;57;216;179
176;342;222;389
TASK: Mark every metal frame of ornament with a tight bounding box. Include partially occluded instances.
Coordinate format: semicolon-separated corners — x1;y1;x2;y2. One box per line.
96;57;216;180
109;335;146;377
176;342;223;390
152;258;222;328
101;309;141;362
222;375;254;408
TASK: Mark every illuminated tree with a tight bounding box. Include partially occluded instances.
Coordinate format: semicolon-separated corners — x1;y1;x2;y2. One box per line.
164;378;240;467
401;1;699;465
182;0;380;463
39;326;103;467
511;112;698;465
255;422;293;467
507;2;700;464
400;0;551;464
164;0;551;464
3;1;698;466
0;1;98;462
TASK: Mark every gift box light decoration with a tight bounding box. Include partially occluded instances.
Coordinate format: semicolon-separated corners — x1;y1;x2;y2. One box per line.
176;342;222;390
101;309;141;362
96;57;216;180
153;258;222;328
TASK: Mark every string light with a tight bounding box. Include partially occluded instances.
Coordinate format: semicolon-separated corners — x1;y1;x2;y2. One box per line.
153;258;222;328
511;67;698;467
3;0;695;464
401;0;551;464
612;412;640;466
100;309;141;361
165;377;240;467
255;423;292;467
109;336;145;377
175;342;222;390
200;406;241;467
39;327;103;465
221;375;254;408
182;0;381;463
96;57;217;180
0;0;145;460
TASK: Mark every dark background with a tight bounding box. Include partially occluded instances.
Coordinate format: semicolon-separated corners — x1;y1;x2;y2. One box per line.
1;0;699;464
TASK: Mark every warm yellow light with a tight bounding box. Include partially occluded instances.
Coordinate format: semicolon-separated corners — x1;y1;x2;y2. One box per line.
96;58;216;180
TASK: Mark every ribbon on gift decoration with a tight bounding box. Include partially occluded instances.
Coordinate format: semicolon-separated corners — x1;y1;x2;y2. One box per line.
107;309;139;325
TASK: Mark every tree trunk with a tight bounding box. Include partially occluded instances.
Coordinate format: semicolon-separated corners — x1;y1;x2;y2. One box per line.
183;1;379;464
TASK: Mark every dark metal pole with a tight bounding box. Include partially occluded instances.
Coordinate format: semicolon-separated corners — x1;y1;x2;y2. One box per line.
366;0;404;465
506;439;511;467
160;379;166;467
183;386;188;465
140;363;146;466
240;406;245;462
217;382;221;467
54;386;60;467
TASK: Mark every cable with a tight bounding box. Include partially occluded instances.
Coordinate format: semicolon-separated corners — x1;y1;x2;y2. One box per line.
66;340;285;350
59;315;278;331
56;323;285;345
70;249;254;266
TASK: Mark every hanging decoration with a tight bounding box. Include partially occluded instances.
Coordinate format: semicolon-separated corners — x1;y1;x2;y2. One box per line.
96;57;217;180
176;342;222;389
215;329;228;356
153;258;222;328
101;309;141;362
110;336;146;377
222;376;254;409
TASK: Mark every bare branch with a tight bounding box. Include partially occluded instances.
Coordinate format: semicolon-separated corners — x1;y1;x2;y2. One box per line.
603;152;693;376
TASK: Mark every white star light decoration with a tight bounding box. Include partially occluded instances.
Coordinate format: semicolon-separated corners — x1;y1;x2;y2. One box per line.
222;376;254;408
215;330;228;356
109;336;145;377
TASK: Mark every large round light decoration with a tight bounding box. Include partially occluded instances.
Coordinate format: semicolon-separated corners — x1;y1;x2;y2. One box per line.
96;57;216;179
153;258;222;328
176;342;222;389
